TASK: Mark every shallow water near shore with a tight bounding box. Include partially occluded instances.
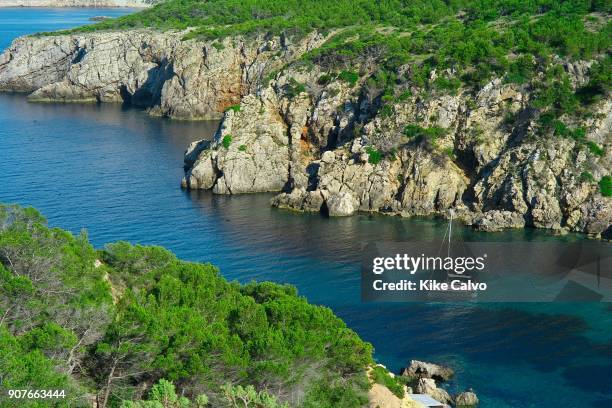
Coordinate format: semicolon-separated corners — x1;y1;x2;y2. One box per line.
1;9;611;407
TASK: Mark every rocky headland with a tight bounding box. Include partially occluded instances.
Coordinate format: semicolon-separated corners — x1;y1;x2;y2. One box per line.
0;26;610;238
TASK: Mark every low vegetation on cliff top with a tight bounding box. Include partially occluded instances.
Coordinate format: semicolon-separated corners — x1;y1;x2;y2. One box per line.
63;0;611;63
55;0;611;114
0;204;372;407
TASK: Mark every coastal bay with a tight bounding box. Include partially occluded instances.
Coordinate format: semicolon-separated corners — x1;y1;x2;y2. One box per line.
0;6;611;407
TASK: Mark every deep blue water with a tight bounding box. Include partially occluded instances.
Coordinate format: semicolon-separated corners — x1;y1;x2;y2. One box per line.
0;7;136;50
1;9;611;408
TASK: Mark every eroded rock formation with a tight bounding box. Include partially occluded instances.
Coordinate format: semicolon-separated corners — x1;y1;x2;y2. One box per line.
181;53;610;237
402;360;455;382
1;29;610;237
0;30;327;119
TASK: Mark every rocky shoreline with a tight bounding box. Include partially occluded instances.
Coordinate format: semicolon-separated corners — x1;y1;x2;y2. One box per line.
0;29;610;238
370;360;479;408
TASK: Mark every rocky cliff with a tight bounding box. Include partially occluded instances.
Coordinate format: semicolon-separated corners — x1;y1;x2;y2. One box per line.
0;29;610;237
0;30;326;119
179;35;611;238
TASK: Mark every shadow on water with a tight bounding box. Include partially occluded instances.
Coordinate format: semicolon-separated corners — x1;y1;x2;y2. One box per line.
186;188;589;266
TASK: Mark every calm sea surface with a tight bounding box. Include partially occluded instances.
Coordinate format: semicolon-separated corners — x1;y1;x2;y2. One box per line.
0;9;610;407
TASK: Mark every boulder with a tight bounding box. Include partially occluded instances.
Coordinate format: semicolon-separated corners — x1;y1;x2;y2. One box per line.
326;191;359;216
271;188;325;213
455;391;479;407
473;210;525;232
321;150;336;164
577;196;612;236
415;378;452;405
402;360;455;382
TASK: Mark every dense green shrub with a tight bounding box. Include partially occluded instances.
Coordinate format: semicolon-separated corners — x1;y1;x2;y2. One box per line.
404;125;446;145
0;326;83;408
0;205;373;408
576;56;611;105
212;41;225;51
365;146;382;164
395;90;412;102
587;141;605;157
600;175;612;196
433;76;461;94
338;70;359;86
533;71;579;116
506;55;535;84
225;104;241;113
221;383;287;408
547;120;586;141
285;78;306;98
120;380;195;408
370;366;405;399
222;134;233;149
580;171;595;183
317;73;333;85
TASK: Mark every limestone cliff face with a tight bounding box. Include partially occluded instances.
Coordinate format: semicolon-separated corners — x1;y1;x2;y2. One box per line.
0;30;327;119
182;91;291;193
0;29;610;237
181;56;610;237
0;1;154;7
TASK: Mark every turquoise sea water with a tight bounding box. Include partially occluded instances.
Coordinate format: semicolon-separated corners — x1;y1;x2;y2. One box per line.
0;9;610;407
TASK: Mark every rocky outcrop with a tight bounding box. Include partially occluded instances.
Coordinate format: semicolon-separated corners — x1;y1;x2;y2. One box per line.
0;30;328;119
381;359;480;408
0;0;155;7
1;28;610;237
401;361;478;407
454;391;479;407
272;140;467;217
402;360;455;382
181;57;610;237
182;91;291;193
415;378;452;405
